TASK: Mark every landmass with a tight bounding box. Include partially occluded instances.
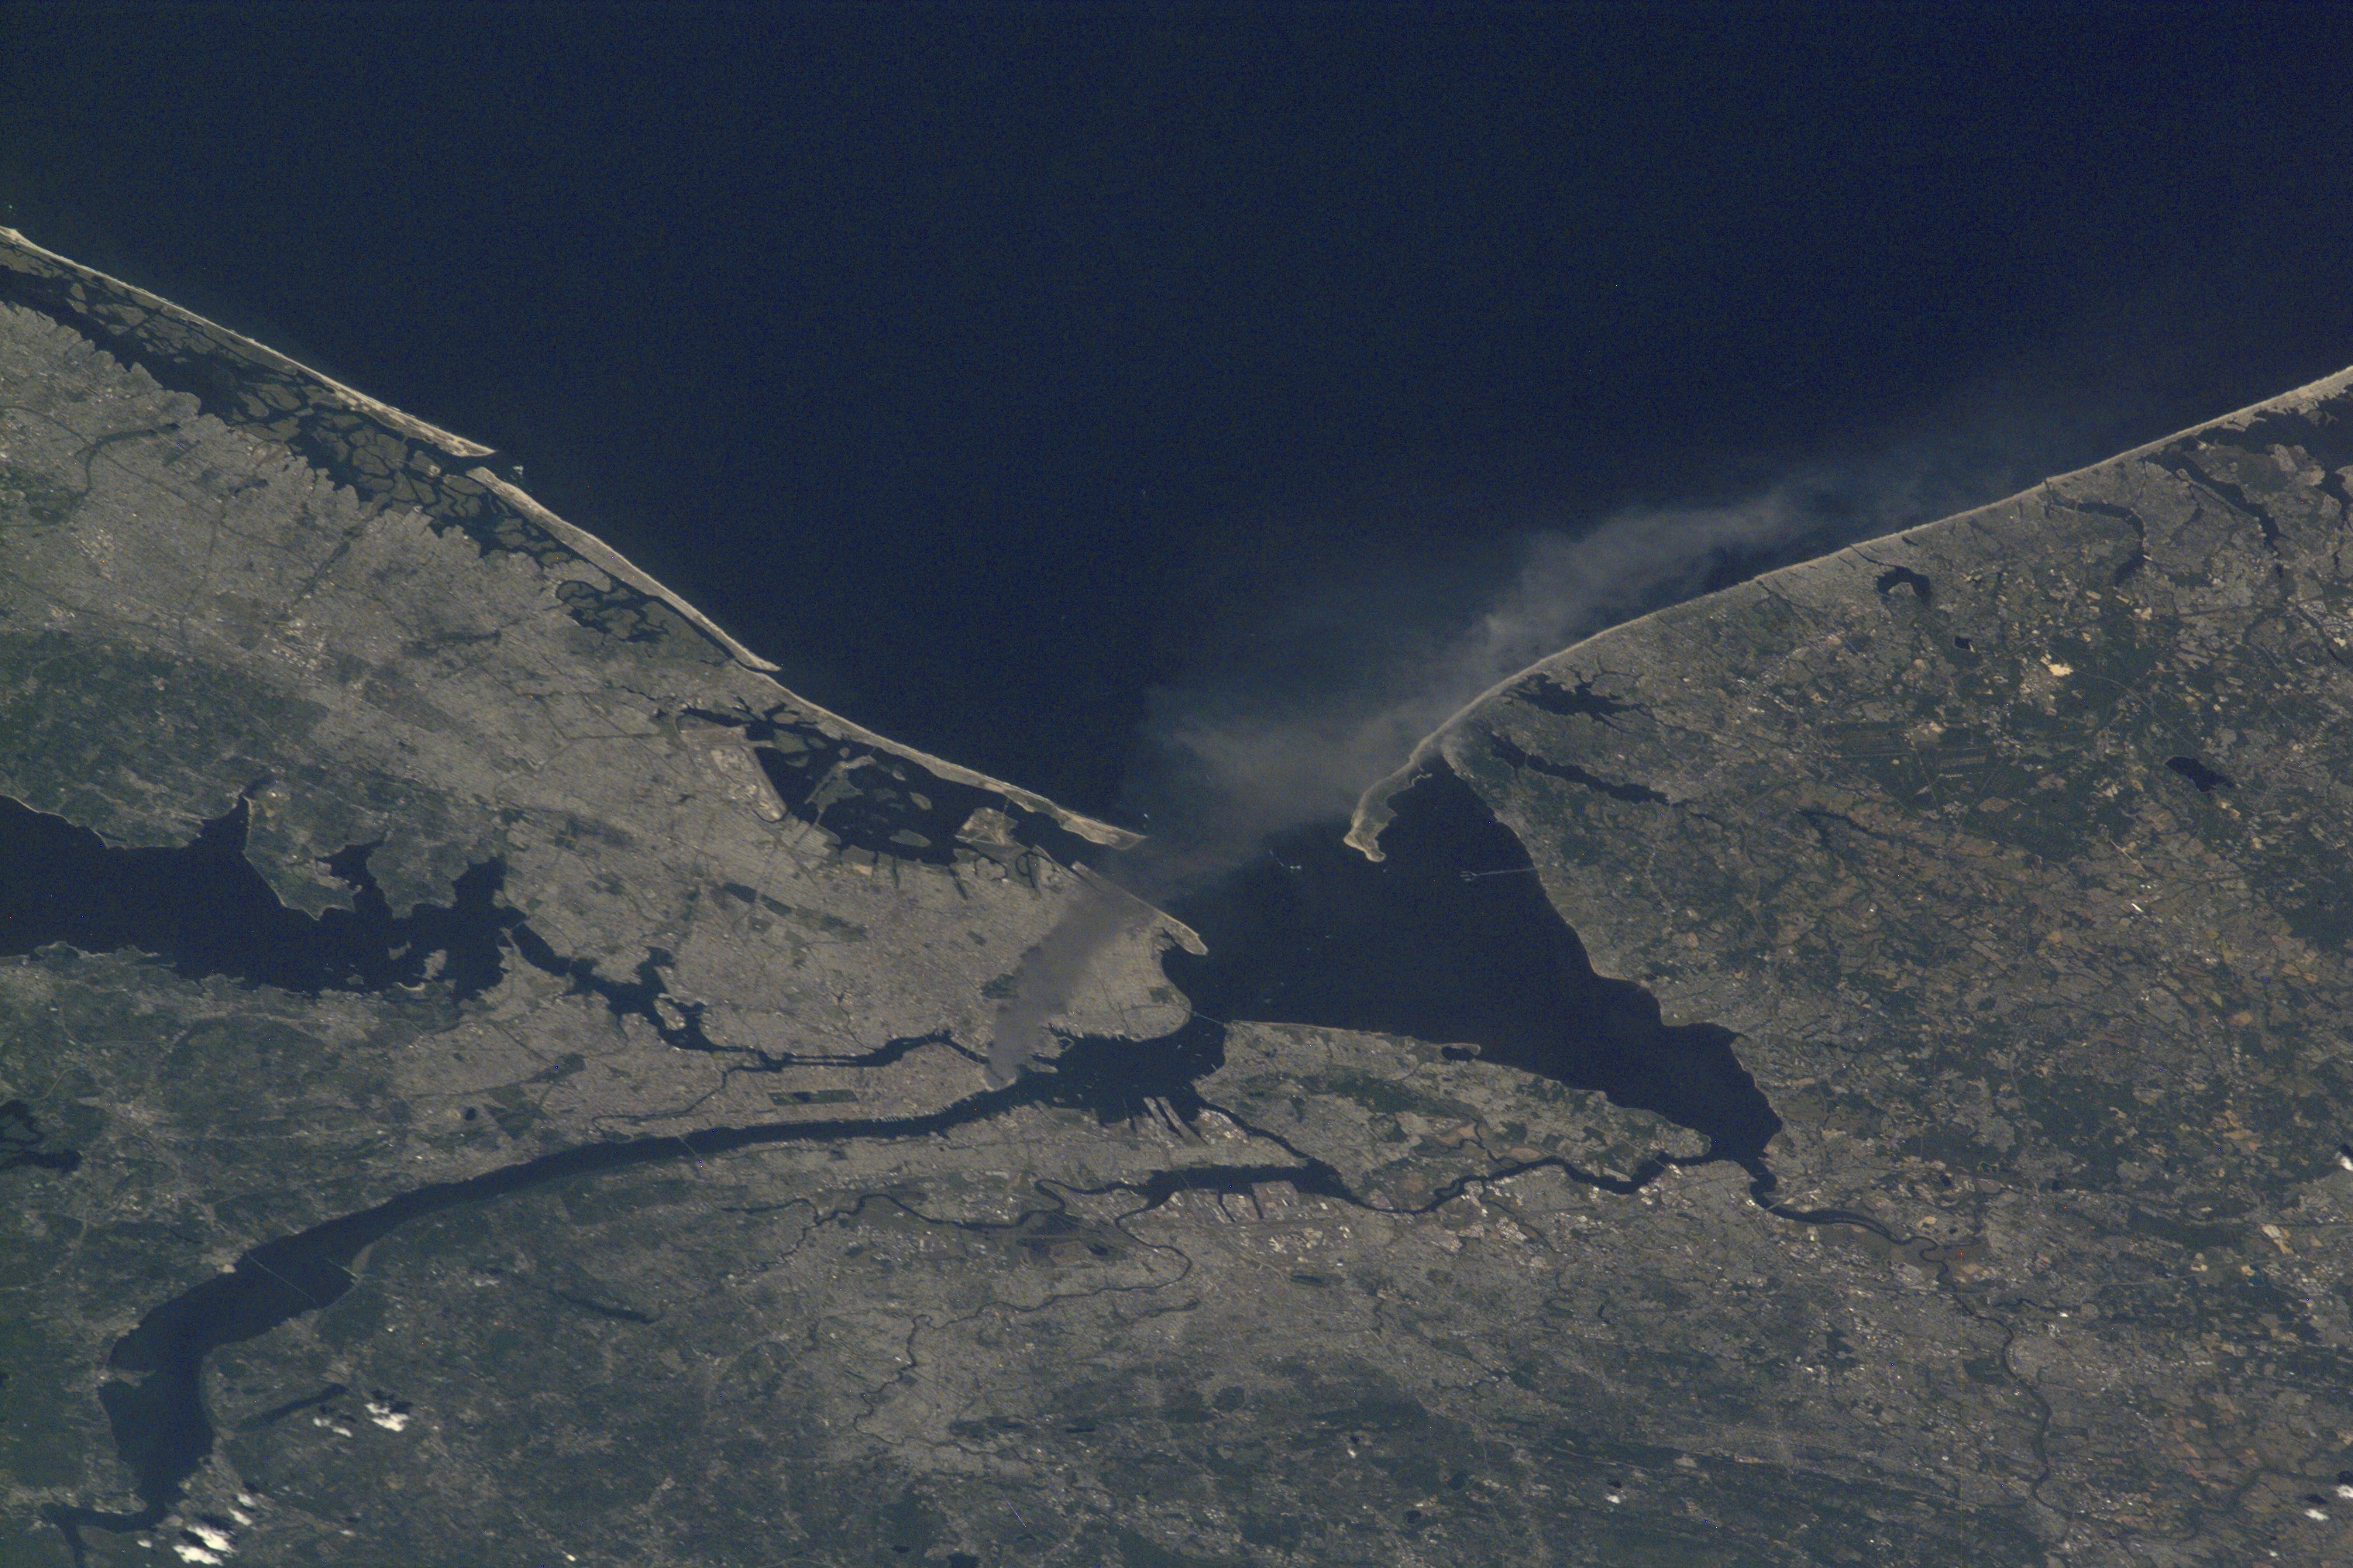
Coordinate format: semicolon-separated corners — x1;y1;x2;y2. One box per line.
2;228;2350;1566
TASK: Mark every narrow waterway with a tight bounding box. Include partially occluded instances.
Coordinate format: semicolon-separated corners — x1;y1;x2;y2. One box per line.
5;769;1783;1558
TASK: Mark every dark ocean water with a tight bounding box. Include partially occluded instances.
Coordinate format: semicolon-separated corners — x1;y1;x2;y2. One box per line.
7;3;2353;824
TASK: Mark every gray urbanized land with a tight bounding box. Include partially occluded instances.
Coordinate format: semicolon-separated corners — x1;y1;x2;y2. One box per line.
2;229;2351;1566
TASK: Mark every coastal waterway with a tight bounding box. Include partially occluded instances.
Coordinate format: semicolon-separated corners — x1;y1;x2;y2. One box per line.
2;767;1823;1559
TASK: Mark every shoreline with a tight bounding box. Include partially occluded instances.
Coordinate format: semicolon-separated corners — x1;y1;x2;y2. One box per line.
0;228;1138;853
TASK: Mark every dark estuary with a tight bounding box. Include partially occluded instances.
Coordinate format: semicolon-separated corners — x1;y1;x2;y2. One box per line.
1;772;1780;1557
0;793;513;998
0;793;717;1057
1161;769;1782;1177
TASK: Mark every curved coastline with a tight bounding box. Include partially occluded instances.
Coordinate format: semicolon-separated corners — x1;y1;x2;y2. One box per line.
1345;359;2353;859
0;226;1139;854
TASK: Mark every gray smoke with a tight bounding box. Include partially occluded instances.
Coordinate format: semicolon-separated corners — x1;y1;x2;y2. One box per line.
984;874;1147;1085
988;449;1964;1078
991;300;2256;1074
1124;437;2052;889
1115;271;2279;887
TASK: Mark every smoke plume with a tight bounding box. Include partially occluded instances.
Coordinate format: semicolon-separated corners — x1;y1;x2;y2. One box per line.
1120;435;2066;892
984;875;1143;1086
988;304;2258;1074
